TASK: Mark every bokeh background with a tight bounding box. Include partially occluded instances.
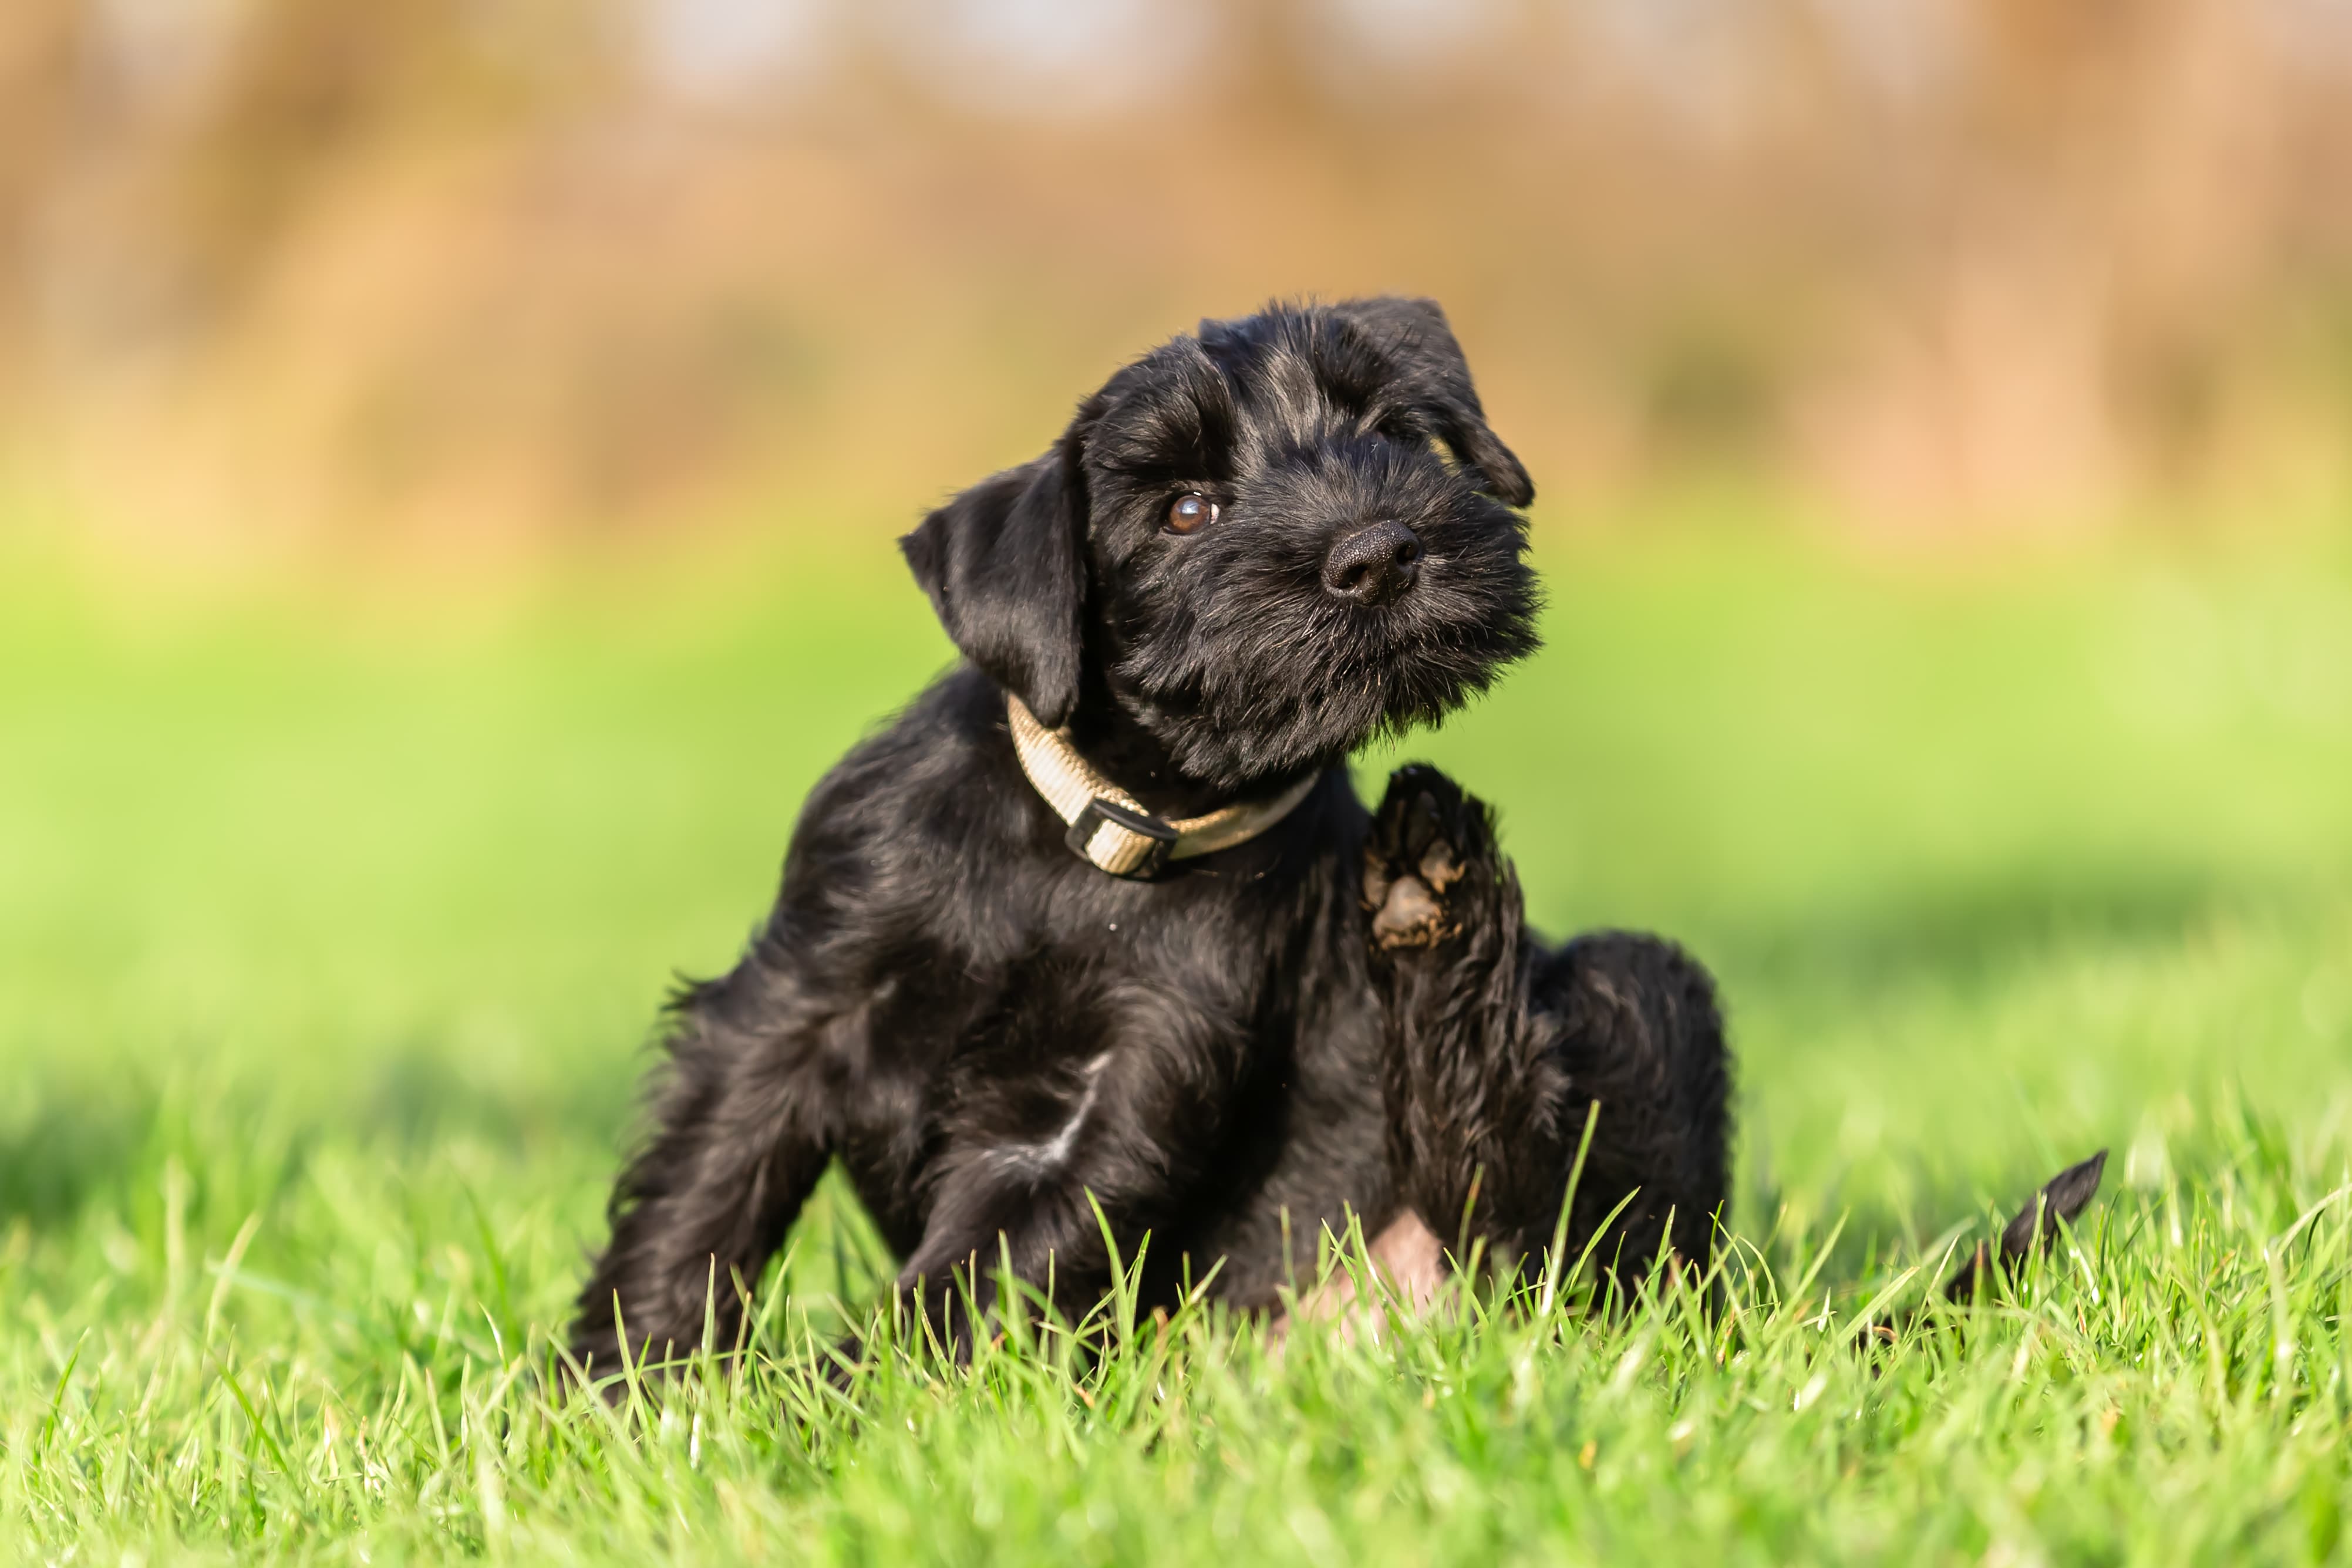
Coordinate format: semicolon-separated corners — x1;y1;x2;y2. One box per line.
5;0;2352;1346
7;0;2352;560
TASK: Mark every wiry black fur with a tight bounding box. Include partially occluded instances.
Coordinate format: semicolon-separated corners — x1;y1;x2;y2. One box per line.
570;298;1730;1378
1364;766;1730;1290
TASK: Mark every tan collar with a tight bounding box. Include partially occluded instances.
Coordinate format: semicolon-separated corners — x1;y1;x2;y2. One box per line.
1006;694;1320;878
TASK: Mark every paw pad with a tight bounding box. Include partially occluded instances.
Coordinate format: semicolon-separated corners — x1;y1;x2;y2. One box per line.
1365;768;1492;952
1372;872;1446;949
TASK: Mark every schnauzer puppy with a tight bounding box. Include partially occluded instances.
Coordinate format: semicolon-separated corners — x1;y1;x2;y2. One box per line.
571;298;1732;1375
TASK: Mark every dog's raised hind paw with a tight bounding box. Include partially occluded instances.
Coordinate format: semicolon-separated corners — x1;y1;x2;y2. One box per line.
1364;764;1497;952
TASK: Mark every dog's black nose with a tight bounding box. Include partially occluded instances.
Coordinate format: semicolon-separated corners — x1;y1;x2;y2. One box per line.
1322;520;1423;605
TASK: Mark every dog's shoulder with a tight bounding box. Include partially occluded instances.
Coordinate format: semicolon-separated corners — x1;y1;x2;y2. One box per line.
783;663;1036;878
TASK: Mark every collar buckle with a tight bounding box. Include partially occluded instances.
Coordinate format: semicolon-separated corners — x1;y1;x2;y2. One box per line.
1066;797;1179;879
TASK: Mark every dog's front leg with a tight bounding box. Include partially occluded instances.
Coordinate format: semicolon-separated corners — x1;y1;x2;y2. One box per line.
572;950;838;1382
868;1048;1220;1366
885;1179;1124;1363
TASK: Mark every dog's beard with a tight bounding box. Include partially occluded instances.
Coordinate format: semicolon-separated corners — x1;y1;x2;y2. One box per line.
1107;486;1541;793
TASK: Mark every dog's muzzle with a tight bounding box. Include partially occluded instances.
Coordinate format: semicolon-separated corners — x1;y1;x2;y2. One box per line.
1006;695;1320;879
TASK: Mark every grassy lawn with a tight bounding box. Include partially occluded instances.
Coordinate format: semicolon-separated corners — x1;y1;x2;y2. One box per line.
4;518;2351;1563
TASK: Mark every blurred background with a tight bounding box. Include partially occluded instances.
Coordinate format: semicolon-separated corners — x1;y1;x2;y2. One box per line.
4;0;2352;566
4;1;2352;1321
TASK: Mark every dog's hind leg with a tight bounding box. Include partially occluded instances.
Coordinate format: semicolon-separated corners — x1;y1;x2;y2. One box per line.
1364;766;1563;1253
1365;765;1730;1297
1531;931;1730;1294
571;957;835;1384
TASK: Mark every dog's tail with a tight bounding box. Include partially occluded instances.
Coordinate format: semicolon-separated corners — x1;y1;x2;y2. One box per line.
1938;1147;2107;1304
1862;1148;2107;1347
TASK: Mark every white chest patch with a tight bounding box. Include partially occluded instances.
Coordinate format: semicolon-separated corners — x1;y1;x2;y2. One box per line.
996;1050;1114;1175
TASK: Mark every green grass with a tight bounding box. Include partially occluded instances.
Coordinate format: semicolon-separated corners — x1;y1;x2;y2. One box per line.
4;520;2351;1564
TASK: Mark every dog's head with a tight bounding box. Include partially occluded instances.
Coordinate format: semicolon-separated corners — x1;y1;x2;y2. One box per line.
902;298;1540;791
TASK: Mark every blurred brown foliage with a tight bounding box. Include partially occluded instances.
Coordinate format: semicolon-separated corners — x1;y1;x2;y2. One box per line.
4;0;2350;563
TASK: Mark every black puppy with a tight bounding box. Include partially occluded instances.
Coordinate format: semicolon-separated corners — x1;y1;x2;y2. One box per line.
571;298;1731;1375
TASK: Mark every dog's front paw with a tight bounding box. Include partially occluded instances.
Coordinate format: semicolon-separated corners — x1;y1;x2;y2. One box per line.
1364;764;1495;952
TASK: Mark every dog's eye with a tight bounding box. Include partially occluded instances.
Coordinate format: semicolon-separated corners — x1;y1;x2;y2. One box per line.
1165;493;1218;535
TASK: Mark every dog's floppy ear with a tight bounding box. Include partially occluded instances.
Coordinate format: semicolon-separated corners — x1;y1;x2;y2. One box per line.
901;424;1090;728
1333;295;1534;508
